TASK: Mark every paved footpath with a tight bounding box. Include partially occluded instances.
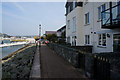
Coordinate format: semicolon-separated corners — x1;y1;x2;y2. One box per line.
30;46;41;79
40;44;88;78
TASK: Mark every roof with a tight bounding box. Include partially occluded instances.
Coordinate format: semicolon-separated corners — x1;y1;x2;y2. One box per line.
57;25;66;32
45;31;57;35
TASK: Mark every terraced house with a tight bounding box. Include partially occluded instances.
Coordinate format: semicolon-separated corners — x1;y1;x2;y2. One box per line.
65;0;120;53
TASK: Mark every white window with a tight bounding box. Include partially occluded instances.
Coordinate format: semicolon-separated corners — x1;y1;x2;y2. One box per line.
72;17;76;32
98;33;106;46
85;35;90;45
68;6;70;13
67;20;70;29
72;36;76;46
102;4;106;19
73;1;76;9
98;7;101;20
98;4;106;20
85;13;89;24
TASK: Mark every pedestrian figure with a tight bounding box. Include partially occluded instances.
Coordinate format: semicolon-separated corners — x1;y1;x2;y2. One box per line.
1;41;4;44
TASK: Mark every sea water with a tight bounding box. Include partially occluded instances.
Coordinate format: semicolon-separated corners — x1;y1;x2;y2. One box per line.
0;40;25;58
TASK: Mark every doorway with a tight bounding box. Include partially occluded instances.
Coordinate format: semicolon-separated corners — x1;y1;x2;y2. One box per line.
113;34;120;53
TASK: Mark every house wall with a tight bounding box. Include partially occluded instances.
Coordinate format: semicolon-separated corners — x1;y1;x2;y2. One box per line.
66;7;76;45
66;6;84;46
57;31;61;37
66;1;120;53
92;2;112;53
93;2;120;53
83;2;120;53
76;7;84;46
83;2;94;46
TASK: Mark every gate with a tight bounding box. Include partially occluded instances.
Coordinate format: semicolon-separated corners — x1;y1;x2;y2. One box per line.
94;56;110;80
78;53;85;70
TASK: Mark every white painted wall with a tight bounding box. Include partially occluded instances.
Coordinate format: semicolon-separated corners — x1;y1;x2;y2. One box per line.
83;2;120;53
66;1;120;53
66;6;84;46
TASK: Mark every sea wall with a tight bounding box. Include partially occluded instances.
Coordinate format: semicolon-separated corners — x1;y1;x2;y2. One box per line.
2;44;36;79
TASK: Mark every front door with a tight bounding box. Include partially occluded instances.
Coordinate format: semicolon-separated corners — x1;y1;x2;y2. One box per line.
113;34;120;53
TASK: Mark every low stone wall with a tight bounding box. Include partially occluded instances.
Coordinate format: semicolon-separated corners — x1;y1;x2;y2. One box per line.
71;46;93;53
54;43;93;53
2;44;36;79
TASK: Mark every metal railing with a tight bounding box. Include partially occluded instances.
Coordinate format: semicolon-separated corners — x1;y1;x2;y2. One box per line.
101;4;120;28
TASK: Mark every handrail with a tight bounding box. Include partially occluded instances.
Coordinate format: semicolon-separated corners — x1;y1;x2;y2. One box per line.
102;4;120;13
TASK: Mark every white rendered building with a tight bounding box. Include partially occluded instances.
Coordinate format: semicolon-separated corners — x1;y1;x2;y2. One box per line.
65;0;120;53
66;0;84;46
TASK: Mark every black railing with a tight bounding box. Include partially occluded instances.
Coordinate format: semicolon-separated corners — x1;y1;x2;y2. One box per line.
102;3;120;28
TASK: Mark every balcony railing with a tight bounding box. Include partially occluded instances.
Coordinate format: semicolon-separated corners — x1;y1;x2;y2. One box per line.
101;3;120;29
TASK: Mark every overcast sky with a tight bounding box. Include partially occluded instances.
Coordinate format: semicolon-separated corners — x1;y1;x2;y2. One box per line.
2;2;66;36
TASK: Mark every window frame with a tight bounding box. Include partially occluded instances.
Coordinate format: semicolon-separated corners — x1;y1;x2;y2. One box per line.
98;4;106;20
102;4;106;20
98;7;101;20
68;6;70;13
67;20;70;29
85;35;90;45
72;17;76;32
85;12;89;25
98;33;107;47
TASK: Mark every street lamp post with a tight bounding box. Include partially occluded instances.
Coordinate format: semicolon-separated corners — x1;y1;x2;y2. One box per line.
39;24;41;47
